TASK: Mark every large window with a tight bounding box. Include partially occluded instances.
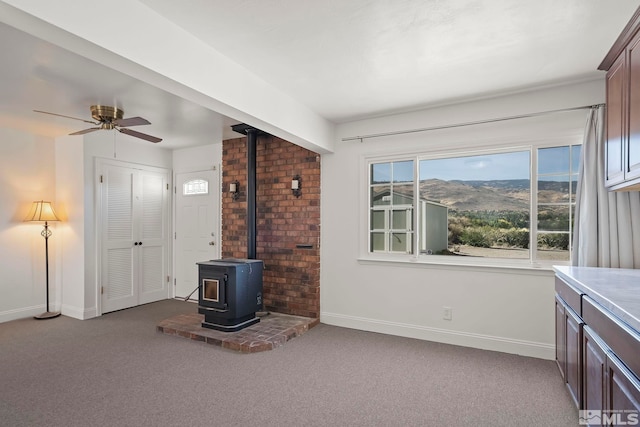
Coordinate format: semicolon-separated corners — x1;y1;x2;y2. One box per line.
368;143;581;265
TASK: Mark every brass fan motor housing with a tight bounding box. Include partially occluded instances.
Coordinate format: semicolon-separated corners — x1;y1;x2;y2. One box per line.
90;105;123;129
33;105;161;143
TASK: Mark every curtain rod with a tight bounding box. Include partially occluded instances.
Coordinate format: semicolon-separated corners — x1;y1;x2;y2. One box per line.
341;103;605;142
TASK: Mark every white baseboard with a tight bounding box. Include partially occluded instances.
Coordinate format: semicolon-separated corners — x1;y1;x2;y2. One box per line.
61;304;97;320
0;304;98;323
0;304;45;323
320;311;554;360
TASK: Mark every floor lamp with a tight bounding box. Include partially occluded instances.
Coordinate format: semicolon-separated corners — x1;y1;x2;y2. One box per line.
25;200;61;319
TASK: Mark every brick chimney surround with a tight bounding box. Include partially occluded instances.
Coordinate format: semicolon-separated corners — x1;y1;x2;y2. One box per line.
222;134;320;319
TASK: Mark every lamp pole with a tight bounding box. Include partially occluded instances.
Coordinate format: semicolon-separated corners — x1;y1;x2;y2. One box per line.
35;219;59;319
43;221;52;314
26;201;61;319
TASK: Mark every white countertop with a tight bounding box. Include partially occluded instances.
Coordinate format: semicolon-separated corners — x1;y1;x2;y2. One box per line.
554;266;640;333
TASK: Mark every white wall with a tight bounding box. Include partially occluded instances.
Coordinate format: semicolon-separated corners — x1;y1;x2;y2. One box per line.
321;79;606;359
54;131;172;319
55;136;86;319
0;128;58;321
173;143;221;174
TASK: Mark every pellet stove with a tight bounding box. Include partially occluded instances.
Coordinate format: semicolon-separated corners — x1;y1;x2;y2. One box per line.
197;258;263;332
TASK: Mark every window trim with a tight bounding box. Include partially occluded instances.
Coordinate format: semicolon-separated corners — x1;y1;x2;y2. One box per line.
361;139;579;269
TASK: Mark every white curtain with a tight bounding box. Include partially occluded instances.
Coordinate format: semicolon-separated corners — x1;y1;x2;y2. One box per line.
572;105;640;268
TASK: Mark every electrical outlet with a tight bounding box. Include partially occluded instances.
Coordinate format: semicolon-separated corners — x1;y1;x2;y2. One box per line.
443;306;452;321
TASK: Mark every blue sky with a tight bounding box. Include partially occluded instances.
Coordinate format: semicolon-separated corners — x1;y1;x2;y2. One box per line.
372;145;581;183
420;151;530;181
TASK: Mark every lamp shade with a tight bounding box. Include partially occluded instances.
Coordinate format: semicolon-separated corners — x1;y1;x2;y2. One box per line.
24;201;60;222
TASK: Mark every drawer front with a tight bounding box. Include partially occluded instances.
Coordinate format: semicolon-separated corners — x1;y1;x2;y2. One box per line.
555;277;583;316
583;296;640;380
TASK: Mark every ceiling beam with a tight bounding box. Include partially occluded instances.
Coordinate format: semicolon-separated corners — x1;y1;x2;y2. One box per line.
0;0;335;154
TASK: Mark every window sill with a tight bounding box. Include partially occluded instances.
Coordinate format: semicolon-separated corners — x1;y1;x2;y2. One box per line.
357;255;564;276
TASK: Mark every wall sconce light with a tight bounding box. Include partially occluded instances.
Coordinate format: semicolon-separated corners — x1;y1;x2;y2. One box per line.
291;175;302;198
24;200;61;319
229;180;240;200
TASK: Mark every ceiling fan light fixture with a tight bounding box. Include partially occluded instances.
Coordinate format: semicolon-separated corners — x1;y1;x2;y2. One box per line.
90;105;123;123
34;105;162;143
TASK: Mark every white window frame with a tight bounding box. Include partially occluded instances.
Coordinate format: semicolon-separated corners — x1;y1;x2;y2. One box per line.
362;140;580;269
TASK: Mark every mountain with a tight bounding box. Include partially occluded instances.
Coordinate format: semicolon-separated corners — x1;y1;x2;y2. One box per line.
451;179;530;190
418;178;572;212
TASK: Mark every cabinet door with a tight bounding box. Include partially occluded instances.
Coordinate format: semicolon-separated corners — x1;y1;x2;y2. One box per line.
583;326;607;418
555;295;566;379
605;54;627;188
566;307;584;409
627;31;640;182
607;353;640;419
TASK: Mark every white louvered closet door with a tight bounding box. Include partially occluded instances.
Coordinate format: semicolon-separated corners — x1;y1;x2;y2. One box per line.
137;170;169;305
100;160;169;314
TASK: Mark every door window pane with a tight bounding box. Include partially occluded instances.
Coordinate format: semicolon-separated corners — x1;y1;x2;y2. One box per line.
183;179;208;195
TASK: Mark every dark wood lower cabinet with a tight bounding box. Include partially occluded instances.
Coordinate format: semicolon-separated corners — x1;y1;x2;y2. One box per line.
583;326;607;425
555;295;566;378
566;308;584;408
555;275;640;425
607;353;640;416
554;282;584;409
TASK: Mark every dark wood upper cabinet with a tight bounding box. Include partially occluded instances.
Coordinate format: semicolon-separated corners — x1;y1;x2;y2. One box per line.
600;6;640;191
627;31;640;183
605;55;626;187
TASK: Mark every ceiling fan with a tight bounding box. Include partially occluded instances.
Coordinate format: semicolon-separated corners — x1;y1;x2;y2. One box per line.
34;105;162;143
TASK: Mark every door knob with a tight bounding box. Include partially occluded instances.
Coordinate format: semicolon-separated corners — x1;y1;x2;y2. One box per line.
209;241;215;246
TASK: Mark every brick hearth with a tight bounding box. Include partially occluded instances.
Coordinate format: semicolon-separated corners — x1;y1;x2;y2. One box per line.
157;312;319;353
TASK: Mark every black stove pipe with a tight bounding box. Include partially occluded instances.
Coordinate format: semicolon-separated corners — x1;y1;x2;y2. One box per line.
246;128;257;260
231;123;264;260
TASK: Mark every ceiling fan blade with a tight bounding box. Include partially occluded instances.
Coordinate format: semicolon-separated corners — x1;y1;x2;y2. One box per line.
70;127;101;136
114;116;151;127
34;109;98;125
118;127;162;143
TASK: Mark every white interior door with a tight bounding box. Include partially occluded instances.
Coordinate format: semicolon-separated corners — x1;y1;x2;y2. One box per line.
101;164;137;313
175;170;219;301
138;170;170;305
100;160;170;314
